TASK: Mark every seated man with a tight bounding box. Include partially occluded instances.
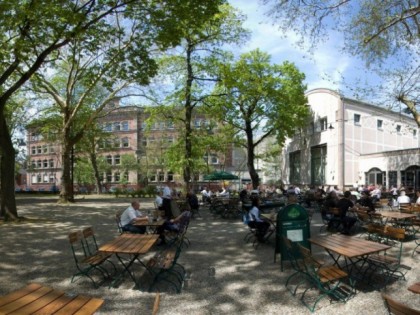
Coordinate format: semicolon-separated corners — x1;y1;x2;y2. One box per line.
120;200;148;234
337;191;357;234
247;197;271;243
155;192;163;210
161;209;192;234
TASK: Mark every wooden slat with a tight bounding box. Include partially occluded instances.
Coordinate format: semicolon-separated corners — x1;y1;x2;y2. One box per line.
0;286;53;314
0;283;42;308
0;284;104;315
9;289;64;315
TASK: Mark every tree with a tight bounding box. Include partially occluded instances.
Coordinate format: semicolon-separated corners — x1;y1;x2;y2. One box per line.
262;0;420;126
0;0;222;214
144;4;249;191
210;49;309;189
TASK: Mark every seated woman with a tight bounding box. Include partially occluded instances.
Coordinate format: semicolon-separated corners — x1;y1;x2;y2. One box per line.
247;197;271;243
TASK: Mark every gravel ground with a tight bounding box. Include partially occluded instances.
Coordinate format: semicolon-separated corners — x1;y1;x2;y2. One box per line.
0;195;419;314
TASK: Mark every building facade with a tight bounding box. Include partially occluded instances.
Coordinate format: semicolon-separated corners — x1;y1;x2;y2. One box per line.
24;105;234;192
283;88;420;190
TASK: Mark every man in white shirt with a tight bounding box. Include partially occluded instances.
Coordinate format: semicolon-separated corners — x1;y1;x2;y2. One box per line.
120;200;147;233
397;190;411;206
155;192;163;210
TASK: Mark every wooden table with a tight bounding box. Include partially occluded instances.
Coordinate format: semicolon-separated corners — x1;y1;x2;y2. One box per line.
134;219;165;234
99;233;159;289
0;283;104;315
381;211;417;220
408;282;420;294
309;234;391;280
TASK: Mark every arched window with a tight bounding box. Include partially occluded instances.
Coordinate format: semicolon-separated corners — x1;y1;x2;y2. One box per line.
365;168;385;186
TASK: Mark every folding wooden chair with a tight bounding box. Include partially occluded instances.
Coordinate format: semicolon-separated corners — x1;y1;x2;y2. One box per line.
367;226;411;287
69;230;113;288
297;244;355;312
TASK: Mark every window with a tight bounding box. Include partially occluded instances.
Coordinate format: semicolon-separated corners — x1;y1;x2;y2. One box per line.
123;172;129;181
365;168;384;186
320;117;328;131
31;174;37;184
37;146;42;154
114;122;121;131
31;147;36;155
159;121;165;130
104;123;112;132
194;119;201;128
31;160;36;169
158;171;165;181
377;119;383;129
150;174;156;182
49;159;54;168
43;174;48;183
311;145;327;185
167;121;174;129
167;172;174;182
49;174;55;183
37;174;42;183
106;155;113;165
31;133;40;141
414;129;418;138
37;160;42;168
396;125;401;133
106;172;112;182
122;121;129;131
114;172;120;182
114;155;120;165
354;114;361;125
122;137;129;147
289;151;301;183
43;159;48;168
114;139;120;148
49;146;55;153
141;138;147;147
43;145;48;153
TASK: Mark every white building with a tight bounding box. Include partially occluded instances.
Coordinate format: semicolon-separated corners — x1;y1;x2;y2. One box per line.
283;88;420;190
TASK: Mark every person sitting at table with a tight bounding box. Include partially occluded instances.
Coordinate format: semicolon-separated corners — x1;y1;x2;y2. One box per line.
357;191;376;213
336;191;357;234
186;191;199;214
155;191;163;210
162;208;192;234
120;200;148;234
247;197;271;243
397;190;411;206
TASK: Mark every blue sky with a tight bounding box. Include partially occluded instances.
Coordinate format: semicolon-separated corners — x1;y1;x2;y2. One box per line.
228;0;381;101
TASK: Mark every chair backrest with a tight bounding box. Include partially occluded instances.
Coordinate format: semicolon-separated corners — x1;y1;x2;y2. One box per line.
82;226;99;255
68;230;87;263
282;236;304;271
399;203;412;212
382;293;420;315
171;200;181;218
115;209;125;234
297;243;321;276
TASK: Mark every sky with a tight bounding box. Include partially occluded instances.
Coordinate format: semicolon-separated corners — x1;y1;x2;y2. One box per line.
227;0;381;101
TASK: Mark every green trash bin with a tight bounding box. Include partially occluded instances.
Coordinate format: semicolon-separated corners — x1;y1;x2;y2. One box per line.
274;203;311;271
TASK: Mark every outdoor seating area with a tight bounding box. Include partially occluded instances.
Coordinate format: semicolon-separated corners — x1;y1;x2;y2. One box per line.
0;196;419;314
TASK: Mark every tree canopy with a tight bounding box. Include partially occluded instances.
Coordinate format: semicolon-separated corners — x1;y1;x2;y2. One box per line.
263;0;420;126
210;49;309;188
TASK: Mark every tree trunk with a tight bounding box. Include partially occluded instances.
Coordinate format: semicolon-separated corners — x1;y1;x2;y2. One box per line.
245;123;260;189
90;152;103;194
0;112;18;220
183;41;194;192
59;124;75;203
